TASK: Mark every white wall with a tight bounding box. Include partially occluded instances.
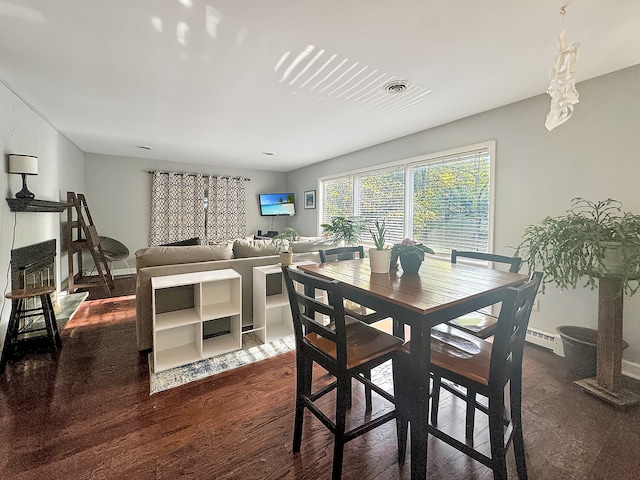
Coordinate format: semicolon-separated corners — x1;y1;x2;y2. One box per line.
287;64;640;364
83;153;293;268
1;80;85;349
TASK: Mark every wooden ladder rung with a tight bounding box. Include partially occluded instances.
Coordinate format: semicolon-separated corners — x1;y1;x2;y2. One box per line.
66;191;113;297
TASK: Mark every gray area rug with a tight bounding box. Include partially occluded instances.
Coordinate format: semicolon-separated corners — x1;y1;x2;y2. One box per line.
149;332;295;394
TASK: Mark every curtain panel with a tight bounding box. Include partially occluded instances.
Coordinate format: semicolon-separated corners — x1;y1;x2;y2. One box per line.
149;171;247;246
149;172;206;246
206;175;247;243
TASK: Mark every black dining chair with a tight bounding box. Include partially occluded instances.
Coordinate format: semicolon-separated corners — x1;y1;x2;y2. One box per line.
281;265;405;479
397;272;542;480
448;250;523;338
319;245;365;263
430;250;524;440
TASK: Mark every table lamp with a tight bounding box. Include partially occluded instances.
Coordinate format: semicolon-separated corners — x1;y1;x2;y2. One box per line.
9;154;38;199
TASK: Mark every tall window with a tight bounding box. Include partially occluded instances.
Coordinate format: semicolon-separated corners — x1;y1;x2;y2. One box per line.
320;142;494;255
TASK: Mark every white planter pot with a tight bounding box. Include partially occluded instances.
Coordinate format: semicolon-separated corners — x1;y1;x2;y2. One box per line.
369;248;391;274
279;251;294;266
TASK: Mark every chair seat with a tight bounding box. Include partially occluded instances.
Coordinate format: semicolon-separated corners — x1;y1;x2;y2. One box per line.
306;320;404;370
99;236;130;261
405;324;492;386
447;311;498;339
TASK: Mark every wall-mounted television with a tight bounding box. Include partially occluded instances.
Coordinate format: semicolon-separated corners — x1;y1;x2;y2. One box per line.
258;193;296;216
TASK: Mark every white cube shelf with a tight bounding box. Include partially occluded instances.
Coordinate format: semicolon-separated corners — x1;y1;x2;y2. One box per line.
252;262;317;344
152;269;242;372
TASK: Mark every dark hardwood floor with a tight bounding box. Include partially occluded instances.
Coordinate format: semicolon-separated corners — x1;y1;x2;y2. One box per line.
2;275;640;479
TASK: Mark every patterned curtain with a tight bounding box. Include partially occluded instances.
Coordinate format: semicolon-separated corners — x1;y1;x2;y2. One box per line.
149;172;207;246
206;176;247;243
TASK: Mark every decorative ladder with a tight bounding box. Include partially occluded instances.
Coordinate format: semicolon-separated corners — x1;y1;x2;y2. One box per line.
66;192;113;296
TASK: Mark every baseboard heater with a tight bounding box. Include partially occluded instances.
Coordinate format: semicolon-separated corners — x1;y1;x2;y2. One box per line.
525;326;560;354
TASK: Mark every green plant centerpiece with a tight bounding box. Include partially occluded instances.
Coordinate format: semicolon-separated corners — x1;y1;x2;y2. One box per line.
515;198;640;294
368;219;392;273
515;198;640;406
391;238;435;274
320;216;367;246
271;227;300;265
369;219;388;251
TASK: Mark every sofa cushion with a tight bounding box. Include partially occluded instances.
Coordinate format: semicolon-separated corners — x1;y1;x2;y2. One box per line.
135;244;233;269
290;236;335;253
233;238;284;258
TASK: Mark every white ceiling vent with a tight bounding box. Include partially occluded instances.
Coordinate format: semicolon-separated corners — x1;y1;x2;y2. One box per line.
383;80;410;94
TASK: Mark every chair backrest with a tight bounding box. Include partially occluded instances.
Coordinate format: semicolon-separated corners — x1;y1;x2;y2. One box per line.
489;272;542;387
451;250;522;273
281;265;349;367
319;245;365;263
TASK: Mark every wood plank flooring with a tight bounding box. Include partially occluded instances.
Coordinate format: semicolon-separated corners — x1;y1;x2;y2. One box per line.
1;275;640;479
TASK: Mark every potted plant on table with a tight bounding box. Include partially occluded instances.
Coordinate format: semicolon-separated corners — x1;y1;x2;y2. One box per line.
320;216;367;246
391;238;435;274
515;198;640;402
368;219;391;273
271;227;300;266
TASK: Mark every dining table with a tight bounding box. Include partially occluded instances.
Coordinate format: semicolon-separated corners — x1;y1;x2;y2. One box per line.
298;256;528;479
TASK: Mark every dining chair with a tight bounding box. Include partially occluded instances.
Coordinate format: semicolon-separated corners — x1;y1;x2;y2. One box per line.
319;245;365;263
397;272;542;480
319;246;388;324
281;265;405;479
433;250;524;438
448;250;523;338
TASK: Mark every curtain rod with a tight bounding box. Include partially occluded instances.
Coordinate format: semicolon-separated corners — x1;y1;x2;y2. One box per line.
147;170;250;181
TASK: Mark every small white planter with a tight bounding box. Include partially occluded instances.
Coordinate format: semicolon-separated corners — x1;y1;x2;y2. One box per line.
369;248;391;274
279;250;293;266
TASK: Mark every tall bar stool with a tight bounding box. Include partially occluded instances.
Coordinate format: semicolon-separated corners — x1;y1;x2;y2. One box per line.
1;286;62;369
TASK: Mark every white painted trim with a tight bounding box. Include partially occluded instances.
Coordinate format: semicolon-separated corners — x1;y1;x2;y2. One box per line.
622;360;640;381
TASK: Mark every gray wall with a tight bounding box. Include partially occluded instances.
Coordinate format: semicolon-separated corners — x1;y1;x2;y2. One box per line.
287;64;640;365
83;153;292;266
1;80;85;349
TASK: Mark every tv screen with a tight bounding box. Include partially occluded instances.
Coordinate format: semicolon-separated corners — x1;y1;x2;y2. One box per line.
258;193;296;216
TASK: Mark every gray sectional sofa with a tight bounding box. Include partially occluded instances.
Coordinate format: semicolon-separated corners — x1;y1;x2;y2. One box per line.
134;237;332;351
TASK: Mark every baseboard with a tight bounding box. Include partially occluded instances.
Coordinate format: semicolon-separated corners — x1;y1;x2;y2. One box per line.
111;268;135;277
622;360;640;381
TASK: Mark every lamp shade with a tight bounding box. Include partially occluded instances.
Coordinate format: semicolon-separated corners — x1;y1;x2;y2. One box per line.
9;154;38;175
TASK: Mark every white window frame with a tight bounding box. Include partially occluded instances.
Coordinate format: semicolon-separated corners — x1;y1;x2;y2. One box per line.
318;141;496;255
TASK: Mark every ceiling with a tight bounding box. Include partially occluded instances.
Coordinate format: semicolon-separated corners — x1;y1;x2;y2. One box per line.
2;1;640;172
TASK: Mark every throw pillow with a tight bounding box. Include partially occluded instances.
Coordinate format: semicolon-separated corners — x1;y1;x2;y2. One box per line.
160;237;200;246
232;238;283;258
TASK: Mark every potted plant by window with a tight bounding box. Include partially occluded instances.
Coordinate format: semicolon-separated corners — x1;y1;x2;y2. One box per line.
515;198;640;403
368;219;391;273
271;227;300;266
391;238;435;274
320;216;367;246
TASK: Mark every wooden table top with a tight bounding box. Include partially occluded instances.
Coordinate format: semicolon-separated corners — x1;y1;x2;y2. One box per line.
298;257;528;317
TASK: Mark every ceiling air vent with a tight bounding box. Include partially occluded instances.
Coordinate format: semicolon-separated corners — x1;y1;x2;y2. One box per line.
383;80;410;94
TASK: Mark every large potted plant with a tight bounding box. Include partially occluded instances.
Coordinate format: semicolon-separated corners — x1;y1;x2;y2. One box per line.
515;198;640;404
320;216;367;246
516;198;640;295
368;219;391;273
271;227;300;266
391;238;435;274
